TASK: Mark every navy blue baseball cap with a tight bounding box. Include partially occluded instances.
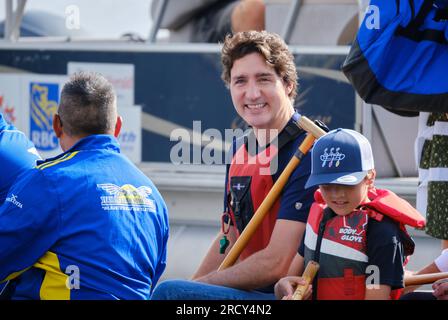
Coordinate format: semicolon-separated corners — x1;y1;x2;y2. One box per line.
305;128;374;188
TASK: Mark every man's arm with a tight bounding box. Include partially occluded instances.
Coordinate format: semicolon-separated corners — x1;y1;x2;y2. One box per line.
403;249;447;293
414;262;441;275
274;253;306;299
414;249;448;275
0;169;59;282
152;202;170;290
194;219;305;290
286;253;305;276
192;228;237;280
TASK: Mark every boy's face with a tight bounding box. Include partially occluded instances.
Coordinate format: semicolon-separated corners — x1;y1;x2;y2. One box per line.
319;172;374;216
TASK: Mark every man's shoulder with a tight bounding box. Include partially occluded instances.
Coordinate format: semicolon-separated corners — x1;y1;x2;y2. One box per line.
279;129;307;152
0;127;38;155
0;140;39;178
4;165;48;200
274;129;309;178
34;150;112;186
35;150;83;172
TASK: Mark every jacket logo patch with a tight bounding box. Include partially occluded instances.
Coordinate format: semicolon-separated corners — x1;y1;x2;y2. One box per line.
320;147;345;168
97;183;155;212
5;194;23;209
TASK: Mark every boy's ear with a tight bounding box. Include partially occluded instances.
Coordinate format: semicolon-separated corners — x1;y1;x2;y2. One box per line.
366;169;376;188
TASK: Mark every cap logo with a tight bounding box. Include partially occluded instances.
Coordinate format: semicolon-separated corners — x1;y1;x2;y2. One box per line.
320;147;345;168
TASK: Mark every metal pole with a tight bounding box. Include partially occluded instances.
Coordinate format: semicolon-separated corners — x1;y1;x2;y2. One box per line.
148;0;168;43
5;0;13;40
11;0;27;41
281;0;302;44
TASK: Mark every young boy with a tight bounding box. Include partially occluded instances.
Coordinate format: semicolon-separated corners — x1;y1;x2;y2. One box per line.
274;128;425;300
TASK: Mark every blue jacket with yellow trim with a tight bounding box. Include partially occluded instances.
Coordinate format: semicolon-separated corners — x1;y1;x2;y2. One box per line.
0;135;169;300
0;113;40;203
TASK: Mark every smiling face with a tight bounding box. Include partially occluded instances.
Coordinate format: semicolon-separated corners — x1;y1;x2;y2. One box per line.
319;171;375;216
229;52;294;132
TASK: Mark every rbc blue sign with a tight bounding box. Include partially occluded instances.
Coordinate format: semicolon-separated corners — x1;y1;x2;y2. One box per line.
30;83;59;151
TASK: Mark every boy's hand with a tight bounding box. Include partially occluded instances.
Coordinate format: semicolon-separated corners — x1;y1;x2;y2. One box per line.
274;276;312;300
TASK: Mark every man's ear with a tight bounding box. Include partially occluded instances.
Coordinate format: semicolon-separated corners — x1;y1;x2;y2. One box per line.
53;114;63;138
284;80;293;96
114;116;122;138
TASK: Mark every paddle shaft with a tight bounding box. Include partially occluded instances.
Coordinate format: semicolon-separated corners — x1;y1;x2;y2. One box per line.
292;260;320;300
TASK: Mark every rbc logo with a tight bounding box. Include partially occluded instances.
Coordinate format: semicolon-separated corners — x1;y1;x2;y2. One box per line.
118;131;136;143
30;83;59;151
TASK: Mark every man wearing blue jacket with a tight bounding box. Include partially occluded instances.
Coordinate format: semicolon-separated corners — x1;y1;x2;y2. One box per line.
0;112;40;203
0;72;169;300
0;113;41;299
